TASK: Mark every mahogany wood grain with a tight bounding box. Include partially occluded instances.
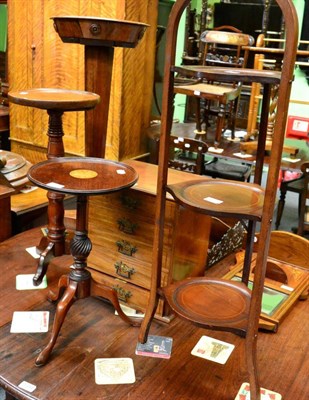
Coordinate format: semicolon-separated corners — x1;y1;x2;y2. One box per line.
0;228;308;400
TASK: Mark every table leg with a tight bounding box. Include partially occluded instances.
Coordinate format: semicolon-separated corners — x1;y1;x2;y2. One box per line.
33;110;69;285
34;191;67;285
35;195;139;366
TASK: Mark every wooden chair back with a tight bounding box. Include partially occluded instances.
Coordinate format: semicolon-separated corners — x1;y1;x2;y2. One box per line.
200;28;254;69
168;135;208;175
298;161;309;236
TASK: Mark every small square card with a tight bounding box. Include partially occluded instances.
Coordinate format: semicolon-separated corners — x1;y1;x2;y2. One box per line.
191;335;234;364
16;274;47;290
135;335;173;359
94;358;135;385
235;382;282;400
115;304;144;318
10;311;49;333
26;246;40;259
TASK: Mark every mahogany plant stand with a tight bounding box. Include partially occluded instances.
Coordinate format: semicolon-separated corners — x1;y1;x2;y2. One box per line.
8;89;100;285
27;156;140;366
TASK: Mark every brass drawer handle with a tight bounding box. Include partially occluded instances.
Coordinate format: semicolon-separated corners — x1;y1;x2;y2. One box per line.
112;284;132;303
117;218;138;234
116;239;137;256
115;261;135;279
121;195;139;210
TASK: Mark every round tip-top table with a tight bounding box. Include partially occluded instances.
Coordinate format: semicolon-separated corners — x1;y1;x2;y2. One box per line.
8;88;100;285
27;157;140;366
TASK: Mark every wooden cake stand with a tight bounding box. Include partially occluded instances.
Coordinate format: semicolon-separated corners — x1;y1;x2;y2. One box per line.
27;157;140;366
8;89;100;285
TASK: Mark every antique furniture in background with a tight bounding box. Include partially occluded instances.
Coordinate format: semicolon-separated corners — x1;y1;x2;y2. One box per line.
168;135;208;174
275;168;305;230
0;176;14;242
297;161;309;236
138;2;298;400
175;28;254;144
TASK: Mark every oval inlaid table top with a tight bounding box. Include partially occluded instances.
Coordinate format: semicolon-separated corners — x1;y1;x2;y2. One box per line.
167;179;265;220
8;88;100;111
27;157;138;195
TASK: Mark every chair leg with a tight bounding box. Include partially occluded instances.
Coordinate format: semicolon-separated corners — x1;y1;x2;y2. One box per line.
275;185;287;229
230;98;239;140
215;104;226;144
195;97;203;133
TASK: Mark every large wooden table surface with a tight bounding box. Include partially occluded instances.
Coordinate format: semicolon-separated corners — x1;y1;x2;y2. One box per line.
0;228;308;400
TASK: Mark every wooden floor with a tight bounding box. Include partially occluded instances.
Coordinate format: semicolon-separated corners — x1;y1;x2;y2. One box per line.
0;228;308;400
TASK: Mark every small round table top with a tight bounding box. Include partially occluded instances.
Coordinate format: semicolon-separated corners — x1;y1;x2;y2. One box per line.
27;157;138;195
8;88;100;111
167;179;264;220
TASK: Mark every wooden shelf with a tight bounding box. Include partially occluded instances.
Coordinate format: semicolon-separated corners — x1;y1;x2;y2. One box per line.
173;65;281;84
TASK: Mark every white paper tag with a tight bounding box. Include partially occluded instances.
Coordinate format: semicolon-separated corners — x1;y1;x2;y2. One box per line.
18;381;37;393
194;90;201;96
233;152;253;159
19;185;38;194
26;246;40;259
208;147;224;154
115;304;144;318
204;196;223;205
16;274;47;290
280;284;294;292
46;182;64;189
281;157;301;163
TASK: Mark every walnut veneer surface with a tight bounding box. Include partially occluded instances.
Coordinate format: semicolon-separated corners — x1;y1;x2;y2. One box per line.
0;228;307;400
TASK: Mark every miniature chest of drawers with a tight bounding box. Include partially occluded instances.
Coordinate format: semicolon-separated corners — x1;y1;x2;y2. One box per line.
87;160;212;321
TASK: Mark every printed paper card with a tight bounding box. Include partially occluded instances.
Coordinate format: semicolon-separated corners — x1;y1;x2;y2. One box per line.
191;335;235;364
16;274;47;290
235;382;282;400
135;335;173;359
18;381;37;393
10;311;49;333
94;358;135;385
